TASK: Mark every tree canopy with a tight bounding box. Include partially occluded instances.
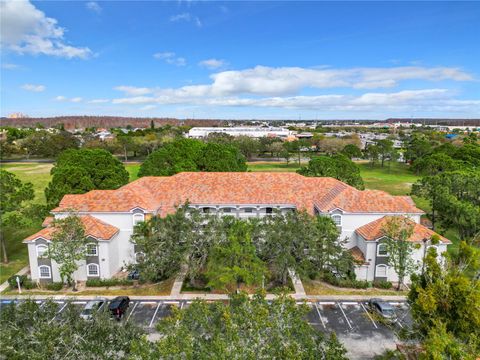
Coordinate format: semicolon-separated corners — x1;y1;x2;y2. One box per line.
297;154;365;189
138;138;247;177
45;148;129;209
133;292;348;360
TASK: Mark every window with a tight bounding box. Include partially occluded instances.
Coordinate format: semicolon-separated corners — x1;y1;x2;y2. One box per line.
36;244;48;257
375;264;388;277
331;214;342;226
86;243;98;256
377;243;388;256
135;252;145;263
244;208;254;213
39;265;51;279
133;213;144;226
87;263;99;277
222;208;233;213
265;207;273;214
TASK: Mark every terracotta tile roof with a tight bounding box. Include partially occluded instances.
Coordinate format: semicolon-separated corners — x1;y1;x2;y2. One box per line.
42;216;54;227
52;172;423;216
349;246;368;264
24;215;119;242
355;216;450;244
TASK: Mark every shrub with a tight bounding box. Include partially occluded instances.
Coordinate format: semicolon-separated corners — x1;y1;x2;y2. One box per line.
322;272;370;289
85;278;134;287
373;280;393;289
45;282;64;291
23;280;36;289
8;275;28;289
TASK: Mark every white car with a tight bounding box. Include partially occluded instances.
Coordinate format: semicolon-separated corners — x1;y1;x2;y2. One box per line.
80;298;108;320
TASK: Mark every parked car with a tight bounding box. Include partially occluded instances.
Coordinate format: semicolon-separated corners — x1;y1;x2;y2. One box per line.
127;269;140;281
108;296;130;320
80;298;107;320
367;298;397;321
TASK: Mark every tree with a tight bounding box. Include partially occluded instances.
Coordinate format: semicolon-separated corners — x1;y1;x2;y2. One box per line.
131;206;195;282
197;142;247;172
138;138;247;176
408;244;480;358
47;215;89;290
404;135;433;163
364;144;380;167
382;217;418;290
0;170;34;263
232;135;260;160
342;144;363;159
0;299;143;359
206;220;265;291
45;148;129;209
298;154;365;190
411;152;461;175
19;130;79;158
132;292;348;359
376;139;395;167
412;170;480;241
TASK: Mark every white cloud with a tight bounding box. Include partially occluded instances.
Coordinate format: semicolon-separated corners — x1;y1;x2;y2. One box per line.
169;12;202;27
0;0;91;59
199;58;226;70
88;99;109;104
21;83;45;92
54;95;83;102
114;86;153;96
153;52;186;66
140;105;157;111
85;1;102;13
2;63;19;69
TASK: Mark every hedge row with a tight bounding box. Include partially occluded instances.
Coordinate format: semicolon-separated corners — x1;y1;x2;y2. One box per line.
322;272;370;289
85;278;134;287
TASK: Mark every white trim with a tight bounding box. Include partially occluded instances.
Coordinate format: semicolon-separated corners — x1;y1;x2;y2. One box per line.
36;244;48;257
86;263;100;277
38;265;51;279
375;264;388;277
85;243;98;257
377;243;389;257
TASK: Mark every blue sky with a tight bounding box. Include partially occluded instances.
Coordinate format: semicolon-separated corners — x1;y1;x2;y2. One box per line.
1;1;479;119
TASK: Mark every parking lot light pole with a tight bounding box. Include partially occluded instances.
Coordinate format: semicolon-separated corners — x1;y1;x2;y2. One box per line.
421;238;428;276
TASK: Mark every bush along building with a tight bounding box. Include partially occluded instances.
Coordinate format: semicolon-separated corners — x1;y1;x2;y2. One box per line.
24;172;450;284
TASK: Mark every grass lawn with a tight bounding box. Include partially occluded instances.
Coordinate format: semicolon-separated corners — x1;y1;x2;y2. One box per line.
303;279;408;296
125;163;141;181
247;161;303;172
357;161;420;196
2;278;174;296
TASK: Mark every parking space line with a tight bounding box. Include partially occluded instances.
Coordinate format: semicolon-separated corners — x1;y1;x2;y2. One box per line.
50;303;67;323
338;303;353;330
314;303;327;330
360;302;378;329
126;301;139;322
180;302;184;309
396;319;404;328
149;302;162;328
163;301;178;304
318;301;335;305
72;301;86;305
342;302;357;305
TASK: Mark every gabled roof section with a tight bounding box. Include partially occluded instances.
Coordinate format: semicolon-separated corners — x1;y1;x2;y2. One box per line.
51;172;423;215
24;215;119;242
355;216;450;244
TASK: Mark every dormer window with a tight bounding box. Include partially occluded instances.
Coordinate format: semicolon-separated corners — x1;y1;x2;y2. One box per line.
331;214;342;226
133;213;144;226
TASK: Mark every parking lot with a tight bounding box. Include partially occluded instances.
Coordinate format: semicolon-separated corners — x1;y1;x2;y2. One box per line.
1;298;410;359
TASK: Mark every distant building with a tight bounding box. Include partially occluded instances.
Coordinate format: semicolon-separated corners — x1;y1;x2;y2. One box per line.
8;112;29;119
187;127;292;138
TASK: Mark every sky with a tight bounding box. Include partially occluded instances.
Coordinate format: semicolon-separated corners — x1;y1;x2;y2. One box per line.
1;0;479;120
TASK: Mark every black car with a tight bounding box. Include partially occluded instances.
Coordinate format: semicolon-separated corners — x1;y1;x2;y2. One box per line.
108;296;130;320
